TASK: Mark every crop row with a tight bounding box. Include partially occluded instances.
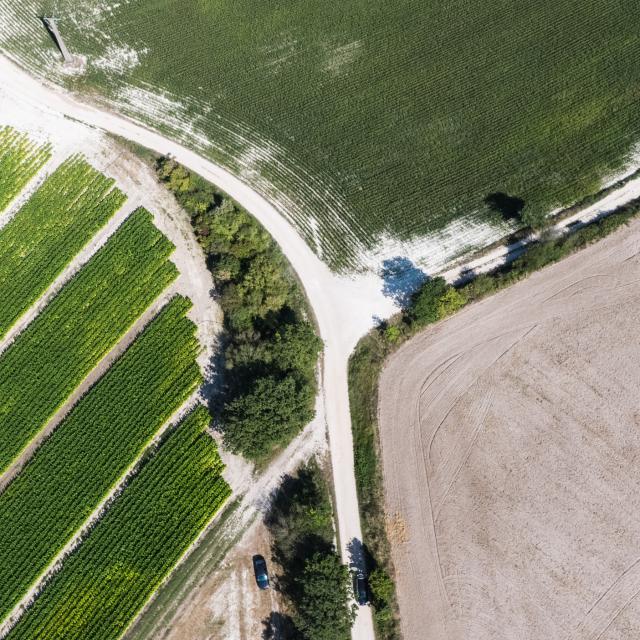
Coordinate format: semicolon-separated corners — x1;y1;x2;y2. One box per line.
0;296;202;621
0;126;51;214
0;208;178;473
0;155;126;337
6;406;231;640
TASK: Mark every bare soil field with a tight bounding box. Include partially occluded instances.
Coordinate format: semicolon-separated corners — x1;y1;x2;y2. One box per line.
378;219;640;640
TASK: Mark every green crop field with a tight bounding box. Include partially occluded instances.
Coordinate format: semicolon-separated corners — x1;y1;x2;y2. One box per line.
2;0;640;268
0;126;50;213
0;296;201;621
6;406;230;640
0;155;126;335
0;209;178;474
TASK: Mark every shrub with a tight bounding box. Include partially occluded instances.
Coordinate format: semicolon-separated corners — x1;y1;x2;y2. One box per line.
409;276;447;325
436;287;468;319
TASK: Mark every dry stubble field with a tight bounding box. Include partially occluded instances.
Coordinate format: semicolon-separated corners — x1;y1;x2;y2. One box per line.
378;219;640;640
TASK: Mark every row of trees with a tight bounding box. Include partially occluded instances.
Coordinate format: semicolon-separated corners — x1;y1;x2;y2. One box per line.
264;463;356;640
156;158;322;462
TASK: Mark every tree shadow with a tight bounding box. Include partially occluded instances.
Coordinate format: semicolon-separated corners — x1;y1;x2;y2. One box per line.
261;611;297;639
346;537;367;573
380;257;427;308
484;192;525;222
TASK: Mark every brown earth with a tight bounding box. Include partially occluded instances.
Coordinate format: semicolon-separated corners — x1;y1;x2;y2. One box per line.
378;219;640;640
160;520;284;640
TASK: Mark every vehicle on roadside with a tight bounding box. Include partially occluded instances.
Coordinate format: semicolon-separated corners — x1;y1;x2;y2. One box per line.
353;570;369;605
252;554;270;590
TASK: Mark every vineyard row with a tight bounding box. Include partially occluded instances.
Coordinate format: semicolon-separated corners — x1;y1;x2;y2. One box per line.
0;155;126;337
0;208;178;473
0;297;202;621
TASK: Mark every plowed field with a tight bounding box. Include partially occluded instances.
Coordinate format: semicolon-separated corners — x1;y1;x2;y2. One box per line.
379;219;640;639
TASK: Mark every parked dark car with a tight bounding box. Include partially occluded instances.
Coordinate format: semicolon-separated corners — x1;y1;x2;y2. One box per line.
252;554;270;589
353;570;369;605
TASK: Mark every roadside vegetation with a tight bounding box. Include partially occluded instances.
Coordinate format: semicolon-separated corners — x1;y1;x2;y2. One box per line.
0;155;126;337
0;126;50;212
263;462;356;640
6;406;231;640
0;209;177;472
154;157;322;464
0;296;201;621
350;196;640;639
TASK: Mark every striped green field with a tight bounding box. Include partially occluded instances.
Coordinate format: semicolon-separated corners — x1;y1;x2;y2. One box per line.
0;297;201;622
0;209;178;474
6;406;230;640
2;0;640;267
0;126;50;213
0;155;126;335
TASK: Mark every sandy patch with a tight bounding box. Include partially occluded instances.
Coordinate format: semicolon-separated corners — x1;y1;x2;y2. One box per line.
165;522;280;640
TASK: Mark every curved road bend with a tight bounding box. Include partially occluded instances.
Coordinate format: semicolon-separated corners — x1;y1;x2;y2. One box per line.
0;55;379;639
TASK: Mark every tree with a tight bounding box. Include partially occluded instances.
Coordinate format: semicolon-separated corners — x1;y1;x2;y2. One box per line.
221;252;293;331
225;321;321;378
409;276;447;325
222;375;314;459
271;322;322;379
436;287;468;318
293;552;357;640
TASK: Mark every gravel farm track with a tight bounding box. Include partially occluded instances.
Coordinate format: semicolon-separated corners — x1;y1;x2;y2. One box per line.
379;218;640;640
5;47;640;640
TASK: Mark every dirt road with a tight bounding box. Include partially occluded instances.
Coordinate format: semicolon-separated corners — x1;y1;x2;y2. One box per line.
378;218;640;639
0;54;383;639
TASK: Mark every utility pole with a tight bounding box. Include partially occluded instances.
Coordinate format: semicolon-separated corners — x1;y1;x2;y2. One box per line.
42;16;75;64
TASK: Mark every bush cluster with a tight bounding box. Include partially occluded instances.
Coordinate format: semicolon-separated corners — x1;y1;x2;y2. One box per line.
264;463;356;640
156;158;322;462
